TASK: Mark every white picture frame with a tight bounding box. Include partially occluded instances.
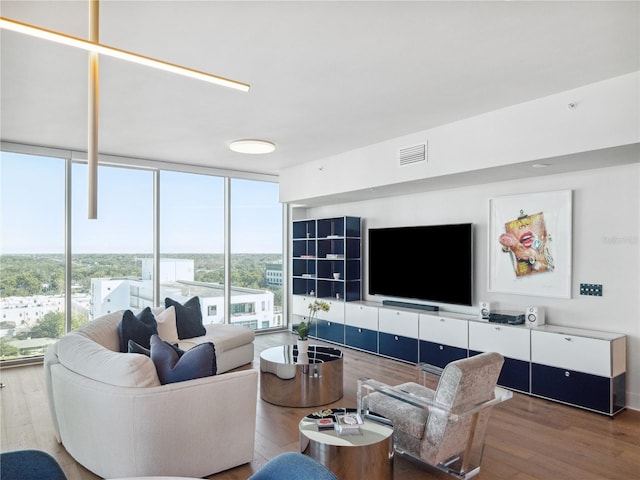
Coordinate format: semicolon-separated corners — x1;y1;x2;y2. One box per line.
488;190;572;298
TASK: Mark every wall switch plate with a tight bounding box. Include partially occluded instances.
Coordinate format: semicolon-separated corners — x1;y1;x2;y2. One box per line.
580;283;603;296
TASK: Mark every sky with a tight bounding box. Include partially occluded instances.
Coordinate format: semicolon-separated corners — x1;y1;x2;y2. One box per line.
0;151;282;254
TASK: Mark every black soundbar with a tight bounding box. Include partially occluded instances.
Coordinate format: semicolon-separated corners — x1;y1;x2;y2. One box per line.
382;300;439;312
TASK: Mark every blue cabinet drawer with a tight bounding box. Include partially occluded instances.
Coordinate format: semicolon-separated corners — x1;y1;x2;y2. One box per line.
470;349;530;393
379;331;418;363
315;319;345;344
531;363;624;415
345;325;377;353
419;340;467;369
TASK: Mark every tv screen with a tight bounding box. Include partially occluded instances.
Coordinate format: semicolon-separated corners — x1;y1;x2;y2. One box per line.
368;223;473;306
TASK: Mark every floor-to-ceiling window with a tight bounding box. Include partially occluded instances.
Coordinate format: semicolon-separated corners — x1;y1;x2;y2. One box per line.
230;178;283;330
71;163;154;325
0;151;66;360
0;145;286;363
159;171;225;325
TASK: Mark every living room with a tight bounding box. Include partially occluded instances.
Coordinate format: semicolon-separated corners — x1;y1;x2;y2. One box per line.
1;1;639;479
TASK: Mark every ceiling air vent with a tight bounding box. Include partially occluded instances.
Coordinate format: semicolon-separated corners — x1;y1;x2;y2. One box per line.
399;143;427;166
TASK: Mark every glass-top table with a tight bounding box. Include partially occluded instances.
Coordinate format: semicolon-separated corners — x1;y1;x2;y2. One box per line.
260;345;343;407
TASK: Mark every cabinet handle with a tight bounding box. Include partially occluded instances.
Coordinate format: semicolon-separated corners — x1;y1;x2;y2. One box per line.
440;318;445;322
358;328;362;333
564;337;572;341
327;322;331;326
439;345;444;350
494;326;501;331
394;335;399;341
565;371;571;377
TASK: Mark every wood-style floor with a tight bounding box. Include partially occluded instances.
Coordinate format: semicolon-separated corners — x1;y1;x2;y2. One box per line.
1;331;639;480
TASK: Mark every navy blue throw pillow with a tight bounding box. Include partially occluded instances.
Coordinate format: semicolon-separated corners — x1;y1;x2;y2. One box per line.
165;296;206;339
150;334;216;384
118;307;158;353
127;339;150;356
129;339;185;358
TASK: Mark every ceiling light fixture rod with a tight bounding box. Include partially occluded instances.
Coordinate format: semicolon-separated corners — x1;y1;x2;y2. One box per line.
0;17;251;92
87;0;99;220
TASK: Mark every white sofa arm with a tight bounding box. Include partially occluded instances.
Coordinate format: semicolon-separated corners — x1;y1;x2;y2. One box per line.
50;364;258;479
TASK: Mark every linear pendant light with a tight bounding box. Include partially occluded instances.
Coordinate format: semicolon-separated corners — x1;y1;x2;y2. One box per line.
0;17;251;92
87;0;99;219
1;4;250;219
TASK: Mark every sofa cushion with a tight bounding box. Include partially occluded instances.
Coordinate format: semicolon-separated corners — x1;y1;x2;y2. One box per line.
150;334;216;384
165;296;206;339
118;307;158;353
156;305;179;344
57;332;161;387
178;323;255;353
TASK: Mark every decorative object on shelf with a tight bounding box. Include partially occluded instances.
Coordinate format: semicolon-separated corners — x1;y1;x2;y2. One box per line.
295;299;331;342
488;190;572;298
333;272;340;280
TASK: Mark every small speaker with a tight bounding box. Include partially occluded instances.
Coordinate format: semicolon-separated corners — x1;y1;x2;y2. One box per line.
479;301;491;320
526;306;545;327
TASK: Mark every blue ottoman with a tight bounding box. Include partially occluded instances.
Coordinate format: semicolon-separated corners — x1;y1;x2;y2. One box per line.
0;449;67;480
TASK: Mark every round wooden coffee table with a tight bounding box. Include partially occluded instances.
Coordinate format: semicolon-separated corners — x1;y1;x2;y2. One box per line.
260;345;343;407
299;408;394;480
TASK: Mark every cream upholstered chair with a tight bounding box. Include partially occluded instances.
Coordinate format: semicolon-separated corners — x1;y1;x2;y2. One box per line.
358;352;511;480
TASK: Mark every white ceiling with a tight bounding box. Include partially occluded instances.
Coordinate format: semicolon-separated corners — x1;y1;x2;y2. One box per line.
1;1;639;178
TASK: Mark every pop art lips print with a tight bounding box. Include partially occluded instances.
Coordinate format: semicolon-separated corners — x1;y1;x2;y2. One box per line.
519;231;534;248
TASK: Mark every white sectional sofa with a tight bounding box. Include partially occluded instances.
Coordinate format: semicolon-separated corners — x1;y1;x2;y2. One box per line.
44;307;257;479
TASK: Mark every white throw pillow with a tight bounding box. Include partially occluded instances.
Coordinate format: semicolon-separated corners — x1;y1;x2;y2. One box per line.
156;306;179;344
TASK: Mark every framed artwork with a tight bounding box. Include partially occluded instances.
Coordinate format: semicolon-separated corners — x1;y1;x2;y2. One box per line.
488;190;572;298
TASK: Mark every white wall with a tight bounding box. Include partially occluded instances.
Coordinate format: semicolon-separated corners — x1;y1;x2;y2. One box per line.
281;72;639;204
299;163;640;410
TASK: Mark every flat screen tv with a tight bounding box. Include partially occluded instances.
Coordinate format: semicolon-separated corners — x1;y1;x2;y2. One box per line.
368;223;473;306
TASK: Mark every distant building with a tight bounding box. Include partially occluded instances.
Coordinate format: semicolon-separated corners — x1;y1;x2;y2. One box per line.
265;262;283;286
90;258;278;329
0;295;64;332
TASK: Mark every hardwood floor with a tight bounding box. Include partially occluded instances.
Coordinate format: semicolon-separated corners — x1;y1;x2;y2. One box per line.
1;331;639;480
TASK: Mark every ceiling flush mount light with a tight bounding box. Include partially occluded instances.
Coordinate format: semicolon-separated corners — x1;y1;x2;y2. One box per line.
229;139;276;154
532;163;550;168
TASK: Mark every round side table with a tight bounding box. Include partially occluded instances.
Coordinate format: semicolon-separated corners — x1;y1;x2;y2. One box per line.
299;409;393;480
260;345;343;407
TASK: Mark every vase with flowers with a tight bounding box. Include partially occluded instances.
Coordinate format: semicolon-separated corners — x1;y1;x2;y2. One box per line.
295;299;330;354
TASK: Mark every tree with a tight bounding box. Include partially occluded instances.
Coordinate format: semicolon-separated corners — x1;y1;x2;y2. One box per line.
0;337;19;358
28;311;64;339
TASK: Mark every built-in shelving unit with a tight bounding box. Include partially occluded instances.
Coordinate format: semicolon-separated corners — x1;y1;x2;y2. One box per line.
292;216;361;301
290;215;626;416
291;216;361;344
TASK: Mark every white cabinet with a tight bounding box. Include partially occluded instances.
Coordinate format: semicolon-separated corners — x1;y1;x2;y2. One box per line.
418;313;468;368
345;302;378;353
531;327;625;377
378;307;419;363
468;321;530;392
530;325;626;416
419;314;468;348
292;295;313;317
345;302;379;331
468;322;529;361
